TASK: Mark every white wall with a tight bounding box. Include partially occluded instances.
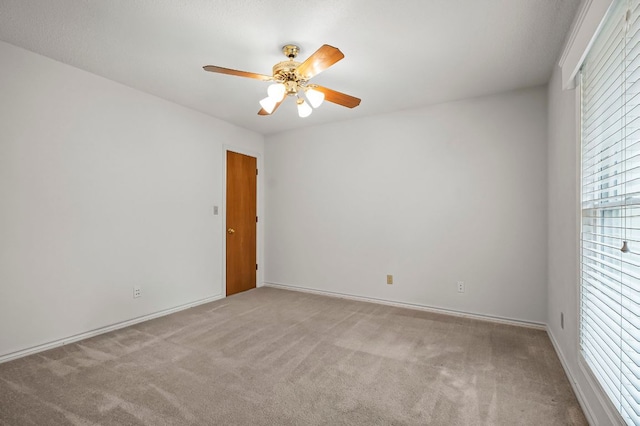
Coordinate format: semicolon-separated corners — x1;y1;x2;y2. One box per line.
264;87;548;324
0;41;264;359
547;63;620;424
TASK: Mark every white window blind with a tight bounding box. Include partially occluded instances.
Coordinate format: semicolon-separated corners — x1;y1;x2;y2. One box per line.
581;0;640;424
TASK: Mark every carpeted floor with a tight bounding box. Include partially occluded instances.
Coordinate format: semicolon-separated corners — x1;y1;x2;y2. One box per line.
0;287;586;425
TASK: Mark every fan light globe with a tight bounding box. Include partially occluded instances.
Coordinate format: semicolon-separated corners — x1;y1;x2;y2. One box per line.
297;99;312;118
267;83;286;101
305;88;325;108
259;96;277;114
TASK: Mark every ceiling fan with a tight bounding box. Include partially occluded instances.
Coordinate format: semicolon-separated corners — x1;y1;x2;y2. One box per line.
203;44;361;117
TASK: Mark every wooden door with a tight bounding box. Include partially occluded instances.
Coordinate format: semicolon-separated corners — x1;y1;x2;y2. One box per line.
226;151;257;296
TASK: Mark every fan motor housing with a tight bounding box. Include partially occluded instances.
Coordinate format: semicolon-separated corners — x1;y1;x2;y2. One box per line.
273;61;303;81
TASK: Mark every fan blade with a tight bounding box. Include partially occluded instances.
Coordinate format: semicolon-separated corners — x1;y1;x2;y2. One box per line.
258;99;284;116
312;85;361;108
203;65;273;81
296;45;344;79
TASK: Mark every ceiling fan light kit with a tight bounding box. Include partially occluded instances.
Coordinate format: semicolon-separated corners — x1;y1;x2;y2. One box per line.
203;44;361;118
267;83;286;102
259;96;277;114
296;98;313;118
305;87;325;108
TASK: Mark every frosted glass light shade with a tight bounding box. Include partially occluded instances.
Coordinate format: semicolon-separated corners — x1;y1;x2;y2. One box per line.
259;96;277;114
297;99;312;118
306;88;325;108
267;83;286;101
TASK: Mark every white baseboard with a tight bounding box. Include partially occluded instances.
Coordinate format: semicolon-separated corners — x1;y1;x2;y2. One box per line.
546;328;597;425
0;294;225;364
263;282;546;330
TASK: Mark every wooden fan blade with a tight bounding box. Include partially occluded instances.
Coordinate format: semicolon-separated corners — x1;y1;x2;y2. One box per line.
203;65;273;81
258;99;285;116
312;85;361;108
296;45;344;79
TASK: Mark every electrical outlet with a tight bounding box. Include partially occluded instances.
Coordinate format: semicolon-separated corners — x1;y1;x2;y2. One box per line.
561;312;564;329
133;286;141;298
457;281;465;293
387;275;393;285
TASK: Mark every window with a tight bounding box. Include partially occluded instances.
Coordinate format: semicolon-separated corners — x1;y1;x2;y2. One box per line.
580;0;640;423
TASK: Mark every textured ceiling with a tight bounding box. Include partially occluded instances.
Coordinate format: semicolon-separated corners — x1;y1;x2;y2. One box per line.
0;0;580;135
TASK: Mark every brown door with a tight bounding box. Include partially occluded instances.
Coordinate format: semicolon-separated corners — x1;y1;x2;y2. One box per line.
226;151;257;296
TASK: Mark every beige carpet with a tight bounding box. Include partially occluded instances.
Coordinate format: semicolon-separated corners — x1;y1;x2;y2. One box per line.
0;287;586;425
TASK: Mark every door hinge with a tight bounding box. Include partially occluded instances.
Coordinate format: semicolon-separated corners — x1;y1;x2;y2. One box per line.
256;264;258;270
256;169;258;175
256;216;258;222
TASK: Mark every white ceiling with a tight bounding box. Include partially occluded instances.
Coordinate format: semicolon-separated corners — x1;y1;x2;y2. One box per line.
0;0;580;136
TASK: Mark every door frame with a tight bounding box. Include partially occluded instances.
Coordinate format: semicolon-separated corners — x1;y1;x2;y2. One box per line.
222;145;263;297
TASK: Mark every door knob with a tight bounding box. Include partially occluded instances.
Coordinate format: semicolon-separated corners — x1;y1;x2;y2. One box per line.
228;228;235;234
